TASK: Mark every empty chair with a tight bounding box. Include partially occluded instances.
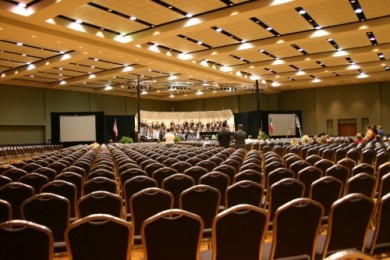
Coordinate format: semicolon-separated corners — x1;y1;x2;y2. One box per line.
87;168;115;181
234;169;263;185
0;220;54;260
314;159;334;175
0;175;12;189
78;191;123;218
337;157;356;173
268;178;305;221
83;176;117;195
22;162;42;173
214;164;237;185
48;161;67;175
226;180;264;208
0;182;34;219
142;209;203;260
378;161;390;182
200;171;230;207
123;175;157;218
41;180;77;219
298;166;323;198
119;167;146;187
322;148;335;161
183;166;208;184
267;167;295;192
305;154;322;166
33;167;57;181
221;159;241;173
152;167;178;188
315;193;375;259
66;214;131;260
310;176;343;218
352;163;374;176
144;162;165;177
263;198;324;260
326;164;350;193
19;173;49;194
62;167;85;181
185;157;203;166
130;187;173;244
21;193;70;252
377;172;390;200
375;151;390;172
239;162;262;175
162;158;180;167
289;160;311;176
0;199;11;222
365;193;390;255
55;171;84;200
264;161;285;187
204;204;268;260
285;155;301;169
162;174;194;208
170;161;193;174
2;167;27;182
361;148;375;165
196;160;217;172
180;184;220;239
346;148;360;163
345;173;376;198
335;148;347;163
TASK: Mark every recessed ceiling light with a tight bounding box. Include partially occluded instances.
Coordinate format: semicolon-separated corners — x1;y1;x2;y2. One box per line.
130;16;136;20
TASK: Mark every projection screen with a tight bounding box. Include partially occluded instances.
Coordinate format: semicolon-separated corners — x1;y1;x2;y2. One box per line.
268;113;298;137
59;115;96;142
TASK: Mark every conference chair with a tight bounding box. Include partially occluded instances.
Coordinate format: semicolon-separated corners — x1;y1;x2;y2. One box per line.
2;167;27;181
268;178;305;221
55;171;84;200
226;180;264;208
144;162;165;177
335;148;348;163
361;148;375;165
285;155;301;169
263;198;324;260
66;214;131;260
310;176;343;218
123;175;157;219
0;182;34;219
345;173;376;198
0;220;54;260
326;164;350;193
21;193;70;252
48;161;67;175
83;176;117;195
200;171;230;207
40;180;77;219
33;167;57;181
220;158;242;173
78;191;123;218
266;167;295;193
377;161;390;182
62;165;87;180
162;174;194;208
346;148;360;164
322;148;335;161
183;165;209;184
202;204;268;260
352;163;375;176
171;161;193;174
142;209;203;260
214;164;237;185
152;167;178;188
315;193;375;259
0;199;11;222
22;162;41;173
377;172;390;201
196;160;217;173
186;156;203;166
130;187;173;244
324;249;376;260
314;158;335;175
305;154;322;166
0;175;12;189
19;173;49;194
234;169;263;185
297;166;323;198
289;160;311;176
365;193;390;255
180;184;220;239
87;168;116;181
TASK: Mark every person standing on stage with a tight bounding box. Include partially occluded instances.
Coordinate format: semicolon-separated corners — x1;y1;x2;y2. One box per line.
164;128;175;147
218;121;231;148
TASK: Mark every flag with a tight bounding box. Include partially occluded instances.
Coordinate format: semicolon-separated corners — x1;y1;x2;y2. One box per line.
268;117;274;135
113;118;118;137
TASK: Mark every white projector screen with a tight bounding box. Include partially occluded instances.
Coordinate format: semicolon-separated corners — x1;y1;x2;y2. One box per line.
60;115;96;142
268;113;297;137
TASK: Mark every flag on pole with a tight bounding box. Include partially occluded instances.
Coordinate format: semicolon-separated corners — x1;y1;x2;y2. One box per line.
113;118;118;137
268;117;274;135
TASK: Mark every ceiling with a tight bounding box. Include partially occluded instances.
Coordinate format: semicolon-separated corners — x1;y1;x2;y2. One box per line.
0;0;389;101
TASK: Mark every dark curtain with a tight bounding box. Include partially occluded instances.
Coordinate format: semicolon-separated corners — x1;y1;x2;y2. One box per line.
105;115;135;143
